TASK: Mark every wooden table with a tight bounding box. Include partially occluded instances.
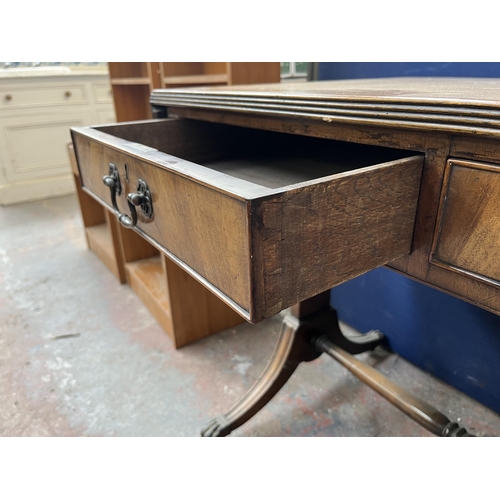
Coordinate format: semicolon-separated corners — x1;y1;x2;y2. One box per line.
71;78;500;436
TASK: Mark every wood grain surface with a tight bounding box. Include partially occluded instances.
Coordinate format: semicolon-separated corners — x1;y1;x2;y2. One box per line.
151;78;500;137
250;156;423;320
432;159;500;287
72;119;423;321
72;78;500;321
163;105;500;318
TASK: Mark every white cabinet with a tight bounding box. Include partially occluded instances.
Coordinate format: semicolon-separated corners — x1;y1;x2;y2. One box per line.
0;68;116;205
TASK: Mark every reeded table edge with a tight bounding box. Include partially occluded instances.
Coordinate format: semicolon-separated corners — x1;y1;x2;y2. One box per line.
151;77;500;137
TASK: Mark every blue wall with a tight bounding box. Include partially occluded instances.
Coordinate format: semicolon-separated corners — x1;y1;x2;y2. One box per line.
330;268;500;413
317;62;500;80
317;63;500;413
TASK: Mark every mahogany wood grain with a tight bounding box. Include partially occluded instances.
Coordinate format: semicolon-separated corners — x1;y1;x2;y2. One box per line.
151;78;500;137
315;336;473;436
201;311;321;436
250;156;423;320
162;92;500;319
431;159;500;288
451;134;500;164
202;291;474;437
72;133;253;318
73;78;500;326
72;119;422;321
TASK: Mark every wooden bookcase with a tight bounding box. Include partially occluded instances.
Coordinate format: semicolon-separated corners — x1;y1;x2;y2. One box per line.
108;62;281;121
71;62;281;347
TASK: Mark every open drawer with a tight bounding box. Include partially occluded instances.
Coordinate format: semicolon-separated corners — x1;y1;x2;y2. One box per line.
71;118;423;322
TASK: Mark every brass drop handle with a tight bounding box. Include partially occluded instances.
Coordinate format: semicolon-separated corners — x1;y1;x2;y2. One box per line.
64;91;72;98
102;164;153;229
4;94;12;101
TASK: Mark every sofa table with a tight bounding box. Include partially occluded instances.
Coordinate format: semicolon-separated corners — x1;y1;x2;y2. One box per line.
71;78;500;436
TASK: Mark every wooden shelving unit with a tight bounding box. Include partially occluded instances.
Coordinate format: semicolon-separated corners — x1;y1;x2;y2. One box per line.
72;62;281;347
160;62;228;87
108;63;159;122
108;62;281;120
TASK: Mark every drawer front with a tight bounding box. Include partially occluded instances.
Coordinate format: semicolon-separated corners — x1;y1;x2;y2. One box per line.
251;158;423;320
72;119;423;322
93;83;113;103
1;84;87;108
73;131;252;314
431;158;500;288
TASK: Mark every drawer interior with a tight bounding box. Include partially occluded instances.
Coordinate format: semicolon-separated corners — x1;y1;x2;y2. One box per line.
96;119;421;189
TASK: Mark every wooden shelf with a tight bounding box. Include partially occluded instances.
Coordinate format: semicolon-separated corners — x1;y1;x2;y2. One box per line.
86;223;123;281
107;62;281;122
125;254;243;349
108;62;149;79
110;77;151;85
161;62;226;78
108;63;159;122
125;256;174;338
163;74;228;86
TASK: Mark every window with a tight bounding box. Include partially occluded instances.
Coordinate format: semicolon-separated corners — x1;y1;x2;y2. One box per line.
280;62;308;79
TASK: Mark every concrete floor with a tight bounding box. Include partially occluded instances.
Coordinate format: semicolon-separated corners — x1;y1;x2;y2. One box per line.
1;194;499;437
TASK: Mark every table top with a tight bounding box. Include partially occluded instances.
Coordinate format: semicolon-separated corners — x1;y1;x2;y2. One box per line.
151;77;500;136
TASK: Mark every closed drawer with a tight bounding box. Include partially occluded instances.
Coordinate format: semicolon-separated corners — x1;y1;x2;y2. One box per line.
431;158;500;288
71;118;423;322
1;84;87;108
93;83;113;103
0;111;89;182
